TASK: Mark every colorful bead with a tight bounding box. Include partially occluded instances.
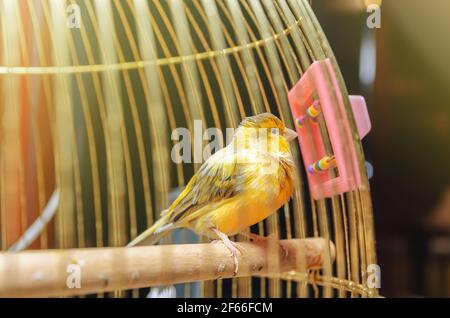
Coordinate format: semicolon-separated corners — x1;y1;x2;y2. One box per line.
306;100;321;119
308;156;336;174
295;99;321;128
295;116;307;127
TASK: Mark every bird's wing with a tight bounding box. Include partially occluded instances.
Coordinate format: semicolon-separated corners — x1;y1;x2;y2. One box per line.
165;148;264;224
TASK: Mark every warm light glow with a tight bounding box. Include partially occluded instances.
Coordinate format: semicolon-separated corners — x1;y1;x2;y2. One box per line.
365;0;382;6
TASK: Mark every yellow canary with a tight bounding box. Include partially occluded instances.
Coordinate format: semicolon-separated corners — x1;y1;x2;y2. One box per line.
128;113;298;274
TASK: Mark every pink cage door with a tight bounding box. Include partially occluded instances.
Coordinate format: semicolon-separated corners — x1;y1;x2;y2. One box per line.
288;59;371;200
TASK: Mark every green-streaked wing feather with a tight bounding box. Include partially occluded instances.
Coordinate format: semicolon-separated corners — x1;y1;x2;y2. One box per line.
165;148;262;224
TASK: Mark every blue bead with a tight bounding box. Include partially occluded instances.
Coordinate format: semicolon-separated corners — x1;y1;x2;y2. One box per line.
365;161;374;180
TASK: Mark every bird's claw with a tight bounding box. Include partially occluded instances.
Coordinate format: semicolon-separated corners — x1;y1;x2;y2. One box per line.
224;240;242;276
211;229;244;276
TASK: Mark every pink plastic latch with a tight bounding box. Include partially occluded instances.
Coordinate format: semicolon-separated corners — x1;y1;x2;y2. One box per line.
349;95;371;139
288;59;371;200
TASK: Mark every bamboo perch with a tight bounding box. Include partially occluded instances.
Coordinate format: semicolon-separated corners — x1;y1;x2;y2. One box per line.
0;238;335;297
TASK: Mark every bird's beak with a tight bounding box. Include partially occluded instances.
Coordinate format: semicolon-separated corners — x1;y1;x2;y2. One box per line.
284;128;298;142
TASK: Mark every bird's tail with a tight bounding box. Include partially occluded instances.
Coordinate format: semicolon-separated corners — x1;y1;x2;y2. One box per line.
127;212;174;247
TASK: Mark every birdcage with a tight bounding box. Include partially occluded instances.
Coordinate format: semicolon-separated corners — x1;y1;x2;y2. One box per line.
0;0;378;298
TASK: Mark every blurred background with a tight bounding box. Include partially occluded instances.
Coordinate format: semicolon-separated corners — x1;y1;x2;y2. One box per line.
312;0;450;297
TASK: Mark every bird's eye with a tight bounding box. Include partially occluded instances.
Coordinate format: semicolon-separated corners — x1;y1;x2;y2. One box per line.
271;128;279;135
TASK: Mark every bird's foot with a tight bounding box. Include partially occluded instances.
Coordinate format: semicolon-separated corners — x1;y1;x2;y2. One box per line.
309;270;320;298
223;240;242;276
211;228;243;276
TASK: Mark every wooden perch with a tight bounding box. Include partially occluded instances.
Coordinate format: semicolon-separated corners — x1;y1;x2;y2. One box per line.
0;238;335;297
